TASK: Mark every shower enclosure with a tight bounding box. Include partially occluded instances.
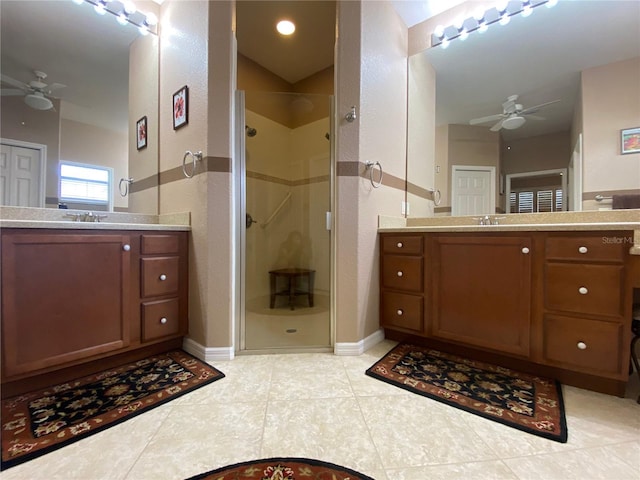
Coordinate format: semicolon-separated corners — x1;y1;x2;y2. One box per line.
238;91;333;352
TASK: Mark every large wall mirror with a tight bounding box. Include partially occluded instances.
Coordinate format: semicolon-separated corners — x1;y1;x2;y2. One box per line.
0;0;159;214
407;0;640;216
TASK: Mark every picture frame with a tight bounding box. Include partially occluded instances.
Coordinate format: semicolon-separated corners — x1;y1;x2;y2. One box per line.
621;127;640;154
173;85;188;130
136;116;147;150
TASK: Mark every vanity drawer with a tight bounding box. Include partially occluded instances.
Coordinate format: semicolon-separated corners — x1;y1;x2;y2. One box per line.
544;263;623;317
543;314;622;374
141;234;180;255
545;235;626;262
141;298;180;341
381;292;423;332
141;257;179;297
381;255;423;292
382;235;423;255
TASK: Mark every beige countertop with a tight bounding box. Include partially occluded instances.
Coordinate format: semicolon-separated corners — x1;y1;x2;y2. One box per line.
0;207;191;231
378;210;640;255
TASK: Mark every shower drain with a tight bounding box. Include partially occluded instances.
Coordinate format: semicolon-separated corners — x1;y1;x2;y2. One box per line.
285;328;297;334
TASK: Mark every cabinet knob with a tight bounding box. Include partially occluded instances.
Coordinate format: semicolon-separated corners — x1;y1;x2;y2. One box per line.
397;271;403;277
521;247;530;254
577;341;587;350
578;246;588;254
397;242;403;248
122;244;131;252
397;309;403;316
159;274;167;281
578;286;588;295
160;317;168;324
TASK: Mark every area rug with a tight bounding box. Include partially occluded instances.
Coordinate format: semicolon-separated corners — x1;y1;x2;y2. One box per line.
1;350;225;470
186;457;375;480
366;343;567;443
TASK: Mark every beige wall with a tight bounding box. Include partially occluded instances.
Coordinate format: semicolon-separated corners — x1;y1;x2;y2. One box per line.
581;57;640;204
501;131;571;174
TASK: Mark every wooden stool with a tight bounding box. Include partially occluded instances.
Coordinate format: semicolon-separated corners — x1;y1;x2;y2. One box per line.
269;268;315;310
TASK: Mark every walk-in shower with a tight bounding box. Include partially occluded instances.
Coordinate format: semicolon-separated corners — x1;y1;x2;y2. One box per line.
239;91;333;352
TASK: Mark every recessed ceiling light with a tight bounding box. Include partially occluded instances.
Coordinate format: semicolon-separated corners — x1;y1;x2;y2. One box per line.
276;20;295;36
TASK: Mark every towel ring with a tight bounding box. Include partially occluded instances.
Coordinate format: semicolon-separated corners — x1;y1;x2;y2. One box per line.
428;188;442;206
182;150;203;178
365;161;383;188
119;178;134;197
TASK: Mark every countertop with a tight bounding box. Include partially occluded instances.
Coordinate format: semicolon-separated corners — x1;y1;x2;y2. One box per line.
0;219;191;231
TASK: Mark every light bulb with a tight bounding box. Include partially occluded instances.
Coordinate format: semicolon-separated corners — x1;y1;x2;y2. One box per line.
122;1;136;14
546;0;558;7
496;1;509;13
441;37;450;49
433;25;445;39
522;4;533;17
138;25;149;35
116;12;128;25
276;20;295;35
499;12;511;25
94;1;107;15
71;0;84;5
478;21;488;33
459;29;469;41
144;12;158;26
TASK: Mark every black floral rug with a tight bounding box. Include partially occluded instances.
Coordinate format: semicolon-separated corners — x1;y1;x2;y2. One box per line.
366;343;567;443
1;350;225;469
186;457;374;480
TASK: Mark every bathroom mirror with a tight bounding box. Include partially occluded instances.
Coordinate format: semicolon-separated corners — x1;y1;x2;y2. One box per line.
0;0;159;213
407;0;640;215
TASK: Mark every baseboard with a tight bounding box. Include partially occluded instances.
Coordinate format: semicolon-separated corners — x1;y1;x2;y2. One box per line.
334;329;385;356
182;337;235;362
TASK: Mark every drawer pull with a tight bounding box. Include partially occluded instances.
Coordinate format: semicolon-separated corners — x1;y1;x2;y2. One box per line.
578;246;588;254
160;317;168;324
397;309;404;316
521;247;530;254
577;341;587;350
397;271;403;277
578;286;588;295
397;242;403;248
159;274;167;281
123;244;131;252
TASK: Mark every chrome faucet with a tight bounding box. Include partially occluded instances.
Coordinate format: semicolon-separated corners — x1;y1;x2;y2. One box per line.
474;215;505;226
63;211;108;222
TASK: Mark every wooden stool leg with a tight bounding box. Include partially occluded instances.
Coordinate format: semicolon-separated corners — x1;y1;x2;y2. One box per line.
269;273;276;308
308;271;315;307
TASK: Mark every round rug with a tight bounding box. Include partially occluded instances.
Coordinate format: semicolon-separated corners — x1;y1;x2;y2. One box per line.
186;457;374;480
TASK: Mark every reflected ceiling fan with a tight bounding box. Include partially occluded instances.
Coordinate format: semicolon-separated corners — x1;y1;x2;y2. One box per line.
469;95;560;131
0;70;66;111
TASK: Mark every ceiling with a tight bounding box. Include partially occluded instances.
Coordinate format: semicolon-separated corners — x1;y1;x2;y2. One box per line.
2;1;638;142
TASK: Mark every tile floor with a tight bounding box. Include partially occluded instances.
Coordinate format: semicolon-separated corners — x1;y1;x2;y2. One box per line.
3;339;639;480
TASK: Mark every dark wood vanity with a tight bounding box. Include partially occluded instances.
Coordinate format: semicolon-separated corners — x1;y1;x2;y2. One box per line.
1;228;189;398
380;230;639;396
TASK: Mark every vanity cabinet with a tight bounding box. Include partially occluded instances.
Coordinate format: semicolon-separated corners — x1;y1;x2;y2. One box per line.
379;230;635;396
1;228;189;396
541;233;629;376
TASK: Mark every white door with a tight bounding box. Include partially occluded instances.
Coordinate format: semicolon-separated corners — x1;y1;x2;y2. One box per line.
0;143;43;207
451;166;495;216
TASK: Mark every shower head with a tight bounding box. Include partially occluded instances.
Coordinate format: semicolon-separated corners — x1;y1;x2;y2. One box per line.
245;125;257;137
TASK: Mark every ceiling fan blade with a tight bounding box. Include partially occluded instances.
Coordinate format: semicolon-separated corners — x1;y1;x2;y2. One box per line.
47;83;66;92
1;88;25;96
526;114;546;121
519;99;560;115
469;113;503;125
490;119;505;131
0;74;28;90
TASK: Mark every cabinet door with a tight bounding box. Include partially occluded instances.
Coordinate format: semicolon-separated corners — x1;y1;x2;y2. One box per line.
2;232;132;377
432;235;532;356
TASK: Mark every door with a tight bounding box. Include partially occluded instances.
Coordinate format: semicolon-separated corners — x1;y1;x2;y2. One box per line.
1;142;44;207
238;91;333;351
451;165;495;216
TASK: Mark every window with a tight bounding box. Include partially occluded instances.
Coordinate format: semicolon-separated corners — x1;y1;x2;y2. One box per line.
59;162;112;207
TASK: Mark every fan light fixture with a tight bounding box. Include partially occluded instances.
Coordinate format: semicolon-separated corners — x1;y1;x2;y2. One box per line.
431;0;557;49
502;115;526;130
276;20;296;36
24;92;54;111
72;0;159;36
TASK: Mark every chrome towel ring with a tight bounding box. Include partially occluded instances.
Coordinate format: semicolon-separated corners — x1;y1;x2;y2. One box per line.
365;161;383;188
119;178;134;197
428;187;442;206
182;150;203;178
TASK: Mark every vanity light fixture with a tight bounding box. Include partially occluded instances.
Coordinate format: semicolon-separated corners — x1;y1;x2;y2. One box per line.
72;0;159;36
431;0;557;49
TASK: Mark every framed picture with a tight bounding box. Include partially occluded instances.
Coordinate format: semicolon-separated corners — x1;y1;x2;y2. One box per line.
173;85;188;130
621;127;640;154
136;116;147;150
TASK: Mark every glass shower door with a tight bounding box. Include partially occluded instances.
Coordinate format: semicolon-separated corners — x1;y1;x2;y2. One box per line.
241;91;332;351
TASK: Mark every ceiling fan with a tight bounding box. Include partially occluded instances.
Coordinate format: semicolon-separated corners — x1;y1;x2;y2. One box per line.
469;95;560;132
0;70;66;111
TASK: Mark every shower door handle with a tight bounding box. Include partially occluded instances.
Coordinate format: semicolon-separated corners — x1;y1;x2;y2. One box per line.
246;213;257;229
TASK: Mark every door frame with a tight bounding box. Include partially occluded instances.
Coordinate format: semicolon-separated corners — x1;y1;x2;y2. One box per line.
1;137;47;207
450;165;496;216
